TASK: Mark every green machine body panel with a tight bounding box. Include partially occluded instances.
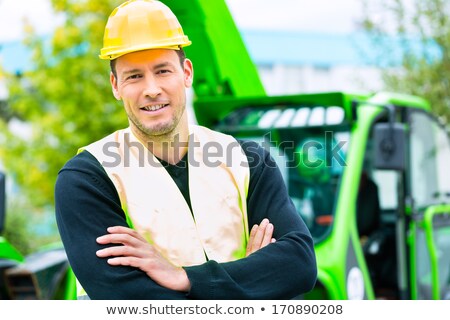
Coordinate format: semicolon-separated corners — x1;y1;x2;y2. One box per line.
0;237;24;262
164;0;265;100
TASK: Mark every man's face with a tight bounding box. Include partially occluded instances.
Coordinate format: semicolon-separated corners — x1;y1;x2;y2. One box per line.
111;49;193;139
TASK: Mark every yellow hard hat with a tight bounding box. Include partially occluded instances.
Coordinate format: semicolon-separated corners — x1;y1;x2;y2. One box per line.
99;0;191;60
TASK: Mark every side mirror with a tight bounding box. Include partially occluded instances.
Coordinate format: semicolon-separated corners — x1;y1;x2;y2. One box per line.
0;172;5;234
373;122;406;171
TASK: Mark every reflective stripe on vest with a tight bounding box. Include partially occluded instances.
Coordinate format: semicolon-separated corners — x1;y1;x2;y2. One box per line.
76;125;249;298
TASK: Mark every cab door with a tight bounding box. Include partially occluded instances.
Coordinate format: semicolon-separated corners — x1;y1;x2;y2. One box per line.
408;111;450;299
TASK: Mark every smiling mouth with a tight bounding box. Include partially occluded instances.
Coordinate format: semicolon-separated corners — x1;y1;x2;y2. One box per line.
140;104;169;112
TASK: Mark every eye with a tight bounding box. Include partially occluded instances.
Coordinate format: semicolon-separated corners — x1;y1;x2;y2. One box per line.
126;74;142;80
157;69;171;74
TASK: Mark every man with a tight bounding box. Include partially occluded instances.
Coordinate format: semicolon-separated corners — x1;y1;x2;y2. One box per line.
55;0;316;299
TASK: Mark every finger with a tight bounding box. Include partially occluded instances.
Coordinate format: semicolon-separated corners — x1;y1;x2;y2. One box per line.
248;224;258;244
106;256;142;268
246;224;258;255
96;245;139;258
107;226;146;241
96;233;142;247
251;218;269;251
260;223;274;248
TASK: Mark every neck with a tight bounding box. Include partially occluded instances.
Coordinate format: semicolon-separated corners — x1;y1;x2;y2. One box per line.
151;129;189;165
131;126;189;165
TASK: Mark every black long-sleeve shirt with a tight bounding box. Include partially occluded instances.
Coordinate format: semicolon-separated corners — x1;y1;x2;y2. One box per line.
55;140;317;299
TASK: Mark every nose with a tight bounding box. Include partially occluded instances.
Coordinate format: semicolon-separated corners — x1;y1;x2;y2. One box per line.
143;75;161;98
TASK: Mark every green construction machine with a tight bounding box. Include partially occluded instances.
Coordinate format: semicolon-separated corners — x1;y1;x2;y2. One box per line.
166;0;450;300
0;172;76;299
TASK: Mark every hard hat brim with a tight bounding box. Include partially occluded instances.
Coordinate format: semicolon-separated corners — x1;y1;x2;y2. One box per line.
99;40;191;60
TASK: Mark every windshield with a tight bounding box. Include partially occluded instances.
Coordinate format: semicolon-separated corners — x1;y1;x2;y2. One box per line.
217;103;351;242
286;129;349;241
240;128;350;242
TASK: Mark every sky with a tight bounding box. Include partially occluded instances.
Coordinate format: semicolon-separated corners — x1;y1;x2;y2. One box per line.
0;0;366;43
227;0;364;33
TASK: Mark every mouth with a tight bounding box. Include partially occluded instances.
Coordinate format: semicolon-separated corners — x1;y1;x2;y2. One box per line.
140;104;169;112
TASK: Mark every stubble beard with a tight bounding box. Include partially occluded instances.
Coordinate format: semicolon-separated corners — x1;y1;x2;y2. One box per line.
129;104;186;143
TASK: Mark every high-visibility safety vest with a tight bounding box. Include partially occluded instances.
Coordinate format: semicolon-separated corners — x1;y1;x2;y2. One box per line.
76;125;250;299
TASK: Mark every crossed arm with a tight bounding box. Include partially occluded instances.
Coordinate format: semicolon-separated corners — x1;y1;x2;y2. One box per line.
96;219;275;292
56;148;316;299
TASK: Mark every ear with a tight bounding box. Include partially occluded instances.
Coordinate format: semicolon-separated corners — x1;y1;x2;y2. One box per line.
183;58;194;88
110;72;121;100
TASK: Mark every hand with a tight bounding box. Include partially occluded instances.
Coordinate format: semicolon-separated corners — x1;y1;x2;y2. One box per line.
246;218;276;257
96;226;190;292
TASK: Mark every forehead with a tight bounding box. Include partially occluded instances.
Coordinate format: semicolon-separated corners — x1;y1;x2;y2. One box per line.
115;49;179;71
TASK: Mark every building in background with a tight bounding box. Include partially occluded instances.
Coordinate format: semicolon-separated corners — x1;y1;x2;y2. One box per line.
243;30;383;95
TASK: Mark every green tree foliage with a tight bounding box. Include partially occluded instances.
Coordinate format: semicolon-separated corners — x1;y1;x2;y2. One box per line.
0;0;126;208
361;0;450;122
3;196;60;255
